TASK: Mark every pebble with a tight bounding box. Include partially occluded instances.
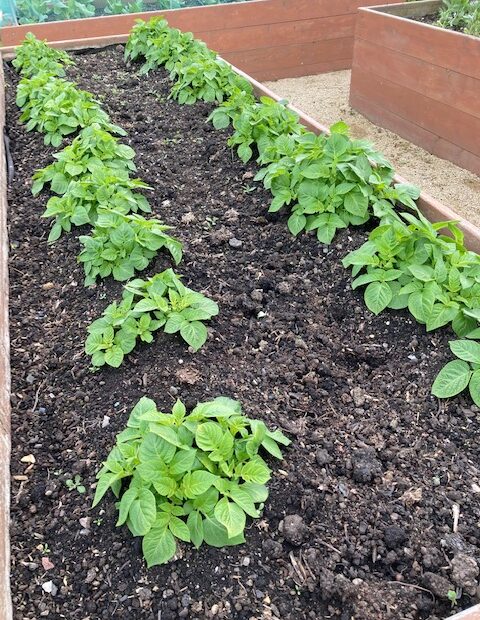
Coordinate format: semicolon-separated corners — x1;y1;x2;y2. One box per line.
352;449;382;483
423;572;454;598
42;581;58;596
315;448;332;466
228;237;242;248
451;553;479;595
351;387;366;407
101;415;110;428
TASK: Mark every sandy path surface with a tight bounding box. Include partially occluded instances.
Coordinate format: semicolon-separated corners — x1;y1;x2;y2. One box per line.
265;71;480;227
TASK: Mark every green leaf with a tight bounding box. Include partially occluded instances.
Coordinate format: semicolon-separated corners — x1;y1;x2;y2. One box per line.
180;321;208;350
187;510;204;548
449;340;480;364
150;424;182;447
426;305;459;332
203;516;245;548
142;523;176;568
214;497;246;538
92;472;120;507
229;485;260;518
169;448;197;476
195;422;223;452
469;369;480;407
364;281;392;315
138;433;176;464
116;486;137;527
168;516;191;542
242;482;269;503
183;470;218;499
287;212;306;236
240;457;271;484
408;289;435;324
432;360;471;399
128;488;157;536
104;345;124;368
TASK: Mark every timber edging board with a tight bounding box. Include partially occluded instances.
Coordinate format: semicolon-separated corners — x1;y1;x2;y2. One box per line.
0;56;12;620
349;0;480;177
1;29;480;620
0;0;404;81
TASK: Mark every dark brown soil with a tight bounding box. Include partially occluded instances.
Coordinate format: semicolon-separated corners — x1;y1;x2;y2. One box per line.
6;47;480;620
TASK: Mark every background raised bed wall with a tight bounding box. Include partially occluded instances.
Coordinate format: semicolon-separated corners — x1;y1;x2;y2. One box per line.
349;0;480;177
0;0;404;80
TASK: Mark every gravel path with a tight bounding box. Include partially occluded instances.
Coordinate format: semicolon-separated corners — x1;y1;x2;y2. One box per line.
265;70;480;227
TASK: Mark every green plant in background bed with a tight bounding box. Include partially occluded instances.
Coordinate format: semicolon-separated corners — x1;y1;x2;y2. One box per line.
86;269;218;367
16;74;124;147
12;33;74;78
437;0;480;36
32;124;137;196
432;338;480;404
78;210;183;285
342;210;480;334
105;0;144;14
93;396;290;566
16;0;95;23
41;168;151;241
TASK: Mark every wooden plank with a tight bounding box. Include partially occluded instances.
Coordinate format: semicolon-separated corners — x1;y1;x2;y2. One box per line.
350;67;480;158
253;58;352;81
0;55;12;620
198;14;356;54
356;8;480;80
350;89;480;177
352;38;480;120
0;0;381;45
374;0;441;17
226;37;354;74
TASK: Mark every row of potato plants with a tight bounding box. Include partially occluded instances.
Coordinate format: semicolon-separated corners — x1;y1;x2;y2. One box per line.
13;33;290;566
124;16;480;404
14;33;219;368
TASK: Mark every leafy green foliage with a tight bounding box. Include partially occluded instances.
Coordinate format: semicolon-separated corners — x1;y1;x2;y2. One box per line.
105;0;144;14
86;269;218;366
255;123;419;243
12;33;73;78
93;395;290;566
432;338;480;404
437;0;480;36
169;56;252;105
16;0;95;24
41;167;151;242
78;210;182;285
32;124;137;196
209;94;305;163
342;210;480;333
16;74;123;147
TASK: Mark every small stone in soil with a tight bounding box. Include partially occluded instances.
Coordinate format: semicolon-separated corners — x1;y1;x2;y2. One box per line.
228;237;242;248
352;449;382;483
384;525;408;549
281;514;306;545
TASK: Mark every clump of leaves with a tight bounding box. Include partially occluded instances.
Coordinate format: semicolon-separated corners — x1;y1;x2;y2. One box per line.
105;0;144;15
42;167;151;242
342;209;480;335
93;395;290;567
32;124;137;196
16;74;123;147
432;338;480;405
86;269;218;367
125;18;214;75
255;123;419;243
78;210;182;285
437;0;480;36
169;56;252;105
12;33;74;78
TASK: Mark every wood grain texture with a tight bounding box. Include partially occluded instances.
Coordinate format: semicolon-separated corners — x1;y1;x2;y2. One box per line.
0;55;12;620
350;5;480;176
0;0;404;80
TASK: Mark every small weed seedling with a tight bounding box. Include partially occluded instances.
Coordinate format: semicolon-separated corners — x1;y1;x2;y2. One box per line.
66;474;86;494
93;396;290;567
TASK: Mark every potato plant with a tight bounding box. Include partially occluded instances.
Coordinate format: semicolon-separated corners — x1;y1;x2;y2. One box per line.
16;74;123;147
86;269;219;367
12;33;74;78
432;338;480;404
32;124;137;196
79;210;182;285
342;210;480;334
93;396;290;567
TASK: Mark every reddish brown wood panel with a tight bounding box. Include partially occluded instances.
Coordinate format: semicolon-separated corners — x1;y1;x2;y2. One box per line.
350;7;480;176
352;38;480;120
0;0;404;80
356;9;480;80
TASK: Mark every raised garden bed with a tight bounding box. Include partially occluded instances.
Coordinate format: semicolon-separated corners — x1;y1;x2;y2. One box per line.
349;0;480;177
3;32;480;619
